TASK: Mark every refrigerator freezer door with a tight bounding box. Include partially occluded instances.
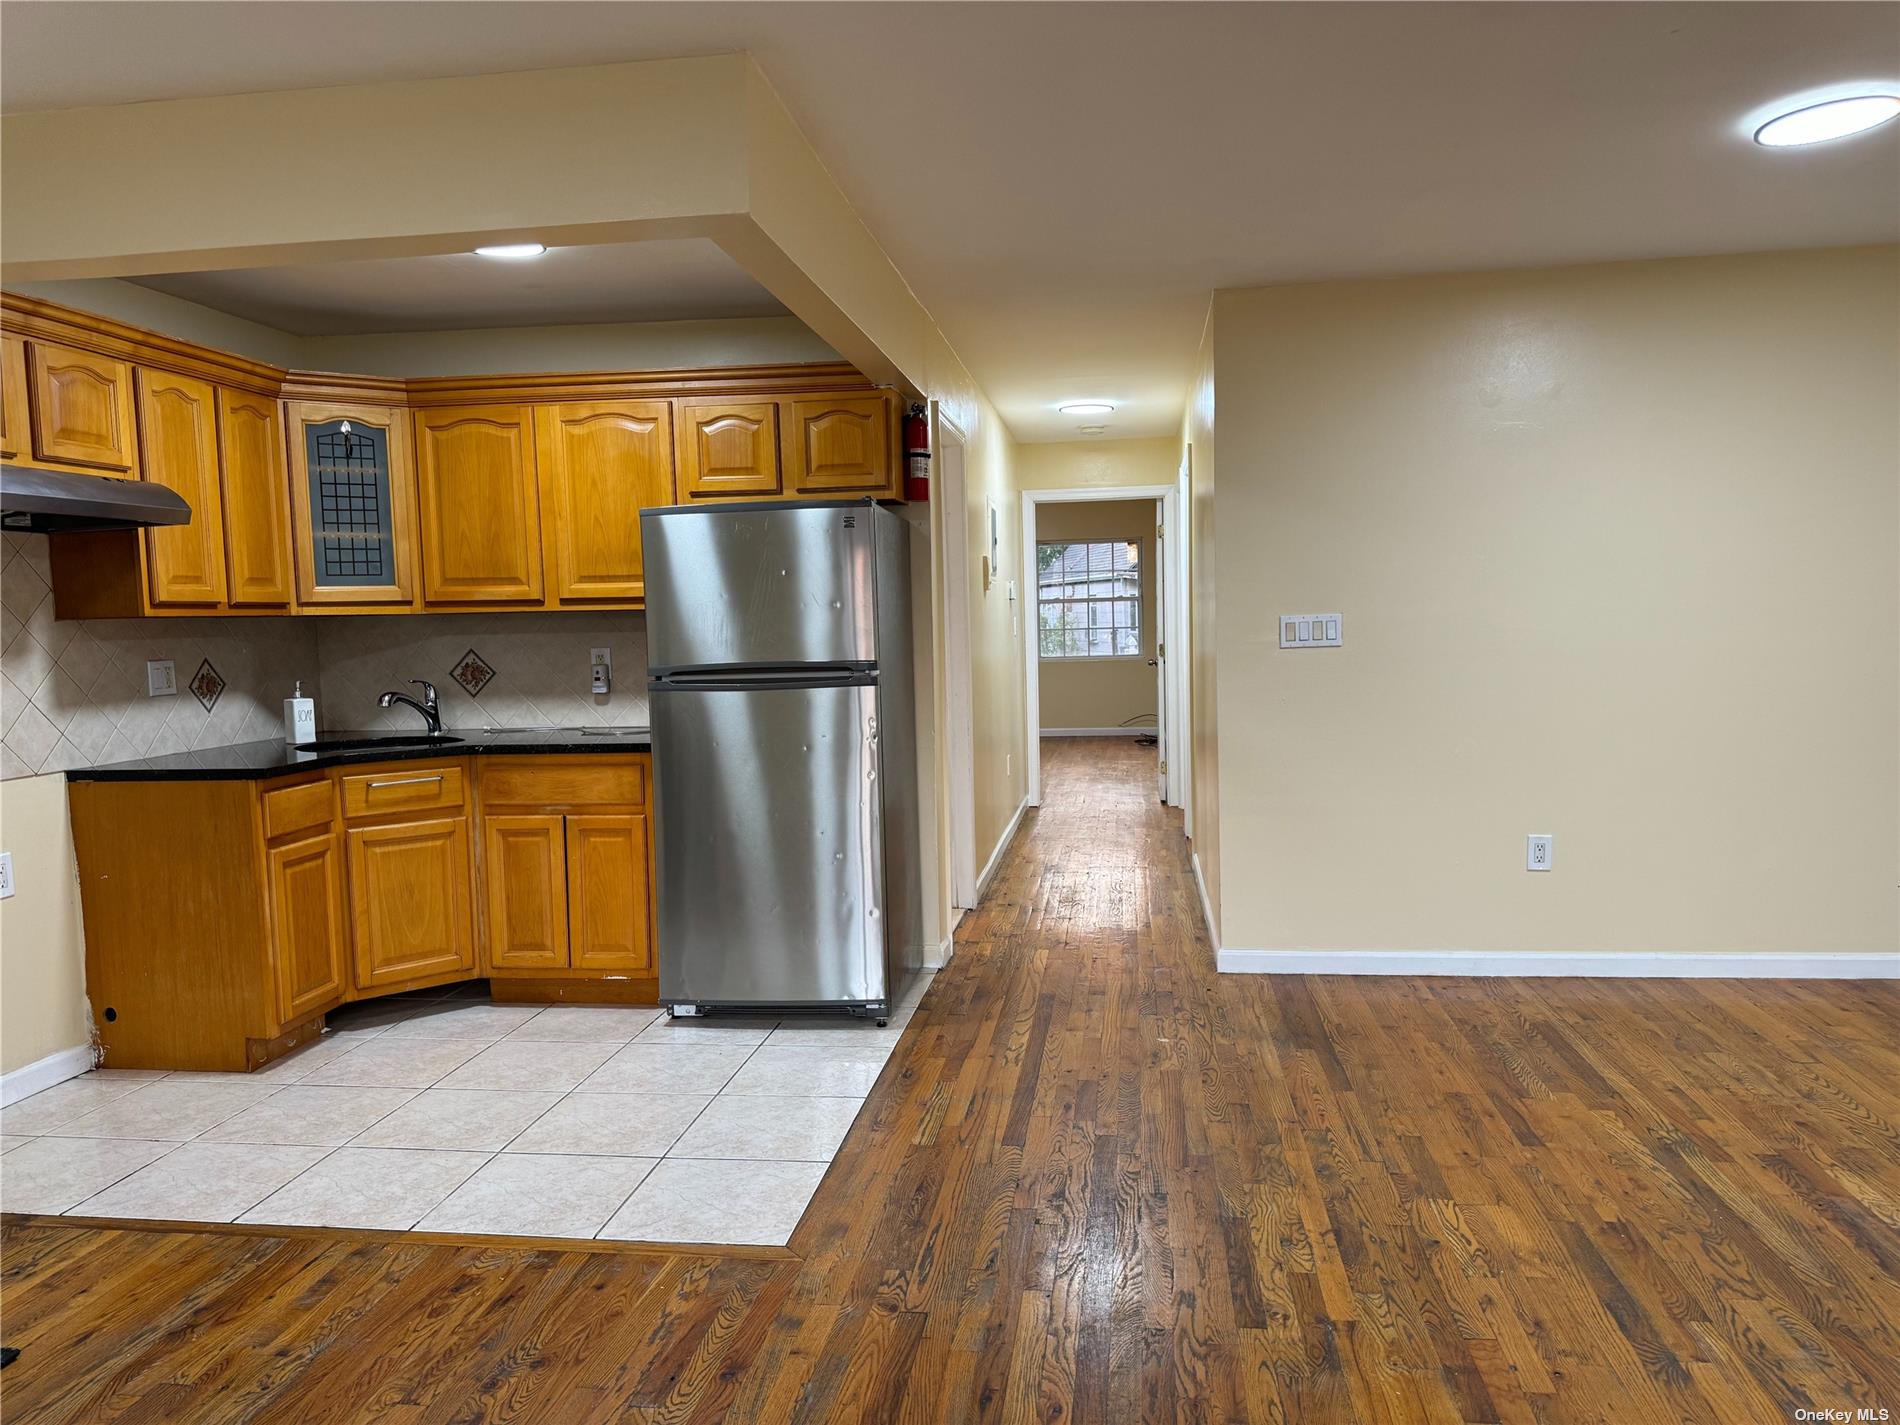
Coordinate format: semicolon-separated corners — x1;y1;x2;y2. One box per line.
642;503;877;672
653;681;886;1007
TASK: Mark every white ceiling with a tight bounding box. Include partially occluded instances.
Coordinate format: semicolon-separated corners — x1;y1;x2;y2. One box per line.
4;2;1895;441
129;241;789;336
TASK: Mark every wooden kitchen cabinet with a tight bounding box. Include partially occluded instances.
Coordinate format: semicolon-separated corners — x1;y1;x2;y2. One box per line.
413;404;545;604
135;368;227;606
678;399;783;499
217;386;295;606
788;394;894;495
285;400;419;608
266;826;350;1026
0;336;28;461
26;340;138;473
534;400;674;602
347;815;477;990
484;814;570;969
566;814;653;972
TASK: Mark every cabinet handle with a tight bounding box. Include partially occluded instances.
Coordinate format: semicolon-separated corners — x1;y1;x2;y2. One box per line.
367;775;443;789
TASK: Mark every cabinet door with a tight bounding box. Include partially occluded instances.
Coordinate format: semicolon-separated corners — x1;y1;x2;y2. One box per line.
788;395;893;495
678;401;782;499
0;337;28;461
29;341;137;472
136;369;226;606
414;406;544;603
217;387;294;607
285;402;417;607
346;816;476;989
565;814;653;972
267;829;349;1026
483;814;570;970
535;401;674;602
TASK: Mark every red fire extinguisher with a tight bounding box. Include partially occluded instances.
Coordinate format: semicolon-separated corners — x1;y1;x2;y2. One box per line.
903;403;931;503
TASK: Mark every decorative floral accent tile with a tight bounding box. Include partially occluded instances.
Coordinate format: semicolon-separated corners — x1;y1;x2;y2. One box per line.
450;648;496;699
187;659;226;712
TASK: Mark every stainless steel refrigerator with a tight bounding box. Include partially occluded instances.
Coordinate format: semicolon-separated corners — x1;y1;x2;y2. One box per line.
642;498;922;1021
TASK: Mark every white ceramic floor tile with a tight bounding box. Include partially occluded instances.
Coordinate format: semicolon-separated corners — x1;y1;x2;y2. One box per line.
434;1040;618;1092
669;1095;864;1162
633;1015;780;1047
352;1089;561;1151
44;1081;277;1141
417;1153;657;1238
599;1158;828;1246
722;1045;893;1098
1;1072;162;1135
71;1142;327;1222
896;972;935;1011
168;1037;358;1085
239;1147;489;1229
382;1004;542;1041
504;1006;666;1042
764;1012;914;1050
0;1137;174;1214
76;1069;171;1082
1;1135;32;1155
321;1002;422;1038
201;1086;417;1147
506;1093;709;1157
297;1037;488;1089
575;1044;755;1096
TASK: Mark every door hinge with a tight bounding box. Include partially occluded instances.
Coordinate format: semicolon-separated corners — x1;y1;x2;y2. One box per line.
1159;760;1168;774
1157;641;1164;659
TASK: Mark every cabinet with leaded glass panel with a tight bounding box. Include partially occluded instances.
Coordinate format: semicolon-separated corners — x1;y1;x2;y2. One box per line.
284;401;419;608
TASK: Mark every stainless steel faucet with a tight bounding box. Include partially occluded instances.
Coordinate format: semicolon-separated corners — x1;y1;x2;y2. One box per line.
377;680;442;736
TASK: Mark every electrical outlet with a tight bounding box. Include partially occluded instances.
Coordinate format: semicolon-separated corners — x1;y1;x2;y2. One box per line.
0;851;15;900
1527;834;1553;872
590;647;611;696
146;659;176;697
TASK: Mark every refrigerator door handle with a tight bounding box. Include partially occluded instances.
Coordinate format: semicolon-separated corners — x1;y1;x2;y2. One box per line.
654;666;875;690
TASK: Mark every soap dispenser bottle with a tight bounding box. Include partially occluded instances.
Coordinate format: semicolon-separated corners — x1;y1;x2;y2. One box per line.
283;681;316;745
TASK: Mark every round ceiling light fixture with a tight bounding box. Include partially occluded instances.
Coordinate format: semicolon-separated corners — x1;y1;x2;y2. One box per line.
1753;93;1900;147
473;242;548;259
1059;401;1116;417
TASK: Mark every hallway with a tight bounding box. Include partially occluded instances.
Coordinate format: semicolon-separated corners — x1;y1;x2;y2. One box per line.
4;738;1897;1421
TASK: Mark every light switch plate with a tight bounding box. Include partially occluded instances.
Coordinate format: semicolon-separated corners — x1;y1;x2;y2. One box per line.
1279;613;1343;648
0;851;14;900
146;659;176;697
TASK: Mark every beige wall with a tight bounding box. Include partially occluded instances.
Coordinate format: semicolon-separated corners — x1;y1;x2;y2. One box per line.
1034;500;1158;732
1016;436;1180;492
1184;315;1220;937
0;774;92;1074
1211;245;1898;955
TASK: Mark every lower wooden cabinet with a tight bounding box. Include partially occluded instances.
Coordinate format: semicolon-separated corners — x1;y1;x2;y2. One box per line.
567;814;653;972
347;814;477;990
266;828;349;1024
483;814;570;969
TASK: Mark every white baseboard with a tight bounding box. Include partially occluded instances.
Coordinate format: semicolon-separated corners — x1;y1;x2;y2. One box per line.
1039;726;1153;738
923;932;956;971
1216;948;1900;979
1191;850;1220;952
975;796;1029;902
1;1044;96;1106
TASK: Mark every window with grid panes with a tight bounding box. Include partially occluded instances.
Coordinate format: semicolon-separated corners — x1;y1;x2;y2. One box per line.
1037;539;1142;659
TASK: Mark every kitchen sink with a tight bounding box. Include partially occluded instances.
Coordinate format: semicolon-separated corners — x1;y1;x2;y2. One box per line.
295;734;466;752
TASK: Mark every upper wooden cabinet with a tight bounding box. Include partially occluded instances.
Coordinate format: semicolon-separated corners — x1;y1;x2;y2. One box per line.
534;401;674;603
789;395;894;495
678;400;783;499
413;405;544;604
135;368;226;607
28;341;138;473
217;387;294;607
285;401;418;608
0;336;28;461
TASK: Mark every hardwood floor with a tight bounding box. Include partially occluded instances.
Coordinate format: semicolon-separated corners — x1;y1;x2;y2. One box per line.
5;736;1896;1422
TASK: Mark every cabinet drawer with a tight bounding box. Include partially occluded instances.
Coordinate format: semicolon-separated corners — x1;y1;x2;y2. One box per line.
262;779;336;840
479;758;645;809
341;763;465;819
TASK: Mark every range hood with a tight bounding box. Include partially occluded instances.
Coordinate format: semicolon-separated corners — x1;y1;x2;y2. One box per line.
0;464;191;533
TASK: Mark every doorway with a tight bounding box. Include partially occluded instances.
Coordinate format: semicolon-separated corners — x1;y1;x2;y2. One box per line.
1021;484;1187;815
937;415;980;913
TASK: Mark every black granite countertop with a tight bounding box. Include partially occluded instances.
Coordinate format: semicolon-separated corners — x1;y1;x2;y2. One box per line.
66;727;652;782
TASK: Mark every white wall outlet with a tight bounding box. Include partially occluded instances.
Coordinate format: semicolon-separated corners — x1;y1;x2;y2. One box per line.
1279;613;1342;648
1527;834;1553;871
589;647;611;695
0;851;14;900
146;659;177;697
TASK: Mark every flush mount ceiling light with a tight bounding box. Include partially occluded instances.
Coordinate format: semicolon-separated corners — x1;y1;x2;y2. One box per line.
1753;94;1900;146
1059;402;1116;417
473;242;548;259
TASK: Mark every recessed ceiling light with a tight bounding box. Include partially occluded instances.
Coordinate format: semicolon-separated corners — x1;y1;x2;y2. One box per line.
1059;402;1115;416
473;242;548;259
1753;94;1900;147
